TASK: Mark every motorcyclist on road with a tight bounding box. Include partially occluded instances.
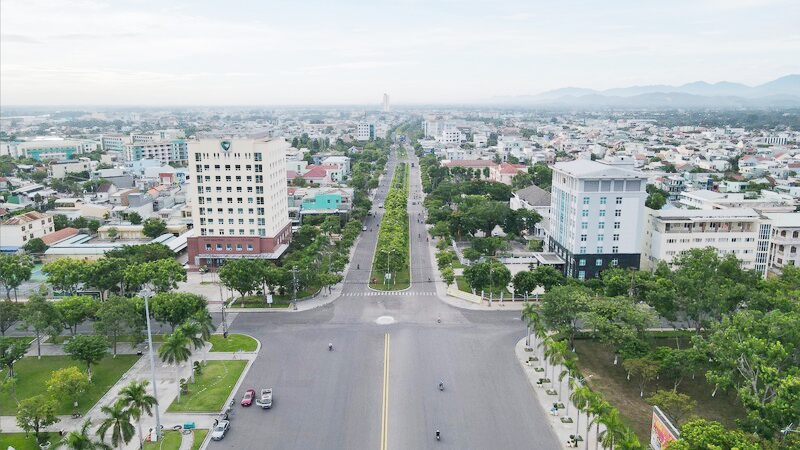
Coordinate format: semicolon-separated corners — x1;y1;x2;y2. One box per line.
328;343;333;351
439;380;444;390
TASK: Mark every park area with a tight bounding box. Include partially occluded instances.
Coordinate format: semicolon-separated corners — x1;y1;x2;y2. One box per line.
573;335;745;442
208;333;258;352
167;360;247;412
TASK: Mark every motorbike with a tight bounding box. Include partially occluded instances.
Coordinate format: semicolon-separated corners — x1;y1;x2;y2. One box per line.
439;381;444;391
437;315;441;323
328;343;333;351
436;430;441;441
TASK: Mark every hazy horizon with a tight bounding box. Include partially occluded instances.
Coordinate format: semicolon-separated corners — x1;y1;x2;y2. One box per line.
2;0;799;106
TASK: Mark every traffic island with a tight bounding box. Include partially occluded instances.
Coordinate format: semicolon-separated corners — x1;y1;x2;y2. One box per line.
167;360;247;412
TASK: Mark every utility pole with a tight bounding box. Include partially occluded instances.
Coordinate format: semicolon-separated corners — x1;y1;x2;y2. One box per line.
218;271;228;338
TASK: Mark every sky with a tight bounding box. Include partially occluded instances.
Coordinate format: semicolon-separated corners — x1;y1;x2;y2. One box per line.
1;0;799;106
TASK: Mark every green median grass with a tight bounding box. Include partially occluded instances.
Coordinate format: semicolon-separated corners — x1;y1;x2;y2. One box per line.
0;355;138;416
0;432;57;450
191;429;208;450
208;333;257;352
143;430;182;450
167;360;247;412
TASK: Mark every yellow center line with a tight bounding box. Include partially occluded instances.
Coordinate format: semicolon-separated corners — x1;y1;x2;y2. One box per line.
380;333;390;450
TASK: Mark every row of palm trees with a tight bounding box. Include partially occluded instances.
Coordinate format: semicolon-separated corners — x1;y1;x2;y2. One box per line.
522;304;645;450
56;310;215;449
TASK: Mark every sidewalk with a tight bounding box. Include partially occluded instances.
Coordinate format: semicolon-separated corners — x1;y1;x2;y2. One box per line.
514;338;603;449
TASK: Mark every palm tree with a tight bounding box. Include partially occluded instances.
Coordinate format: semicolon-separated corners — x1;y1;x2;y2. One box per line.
97;400;135;450
189;310;214;365
158;330;192;401
118;380;157;450
615;427;643;450
57;419;112;450
177;321;204;382
521;303;539;347
547;339;569;389
598;407;625;450
588;397;612;450
570;386;592;441
559;355;579;406
539;335;554;376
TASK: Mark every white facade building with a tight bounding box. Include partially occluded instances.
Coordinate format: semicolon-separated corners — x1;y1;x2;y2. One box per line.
356;123;374;141
548;160;648;279
123;140;188;165
641;208;769;277
186;138;292;266
0;211;55;249
763;212;800;276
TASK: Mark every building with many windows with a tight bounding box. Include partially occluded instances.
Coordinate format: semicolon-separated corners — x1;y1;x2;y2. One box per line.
123;140;188;165
186;138;292;267
641;207;769;277
548;160;648;279
0;211;55;250
763;212;800;276
14;140;96;160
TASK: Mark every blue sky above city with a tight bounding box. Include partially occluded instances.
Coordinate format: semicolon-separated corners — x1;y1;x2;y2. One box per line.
1;0;798;106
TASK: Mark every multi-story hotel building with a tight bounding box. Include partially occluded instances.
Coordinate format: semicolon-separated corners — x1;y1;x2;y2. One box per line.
123;140;188;166
763;212;800;276
548;160;648;279
641;208;770;277
186;138;292;267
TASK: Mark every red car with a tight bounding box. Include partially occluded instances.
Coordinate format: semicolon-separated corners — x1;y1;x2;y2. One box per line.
241;389;256;406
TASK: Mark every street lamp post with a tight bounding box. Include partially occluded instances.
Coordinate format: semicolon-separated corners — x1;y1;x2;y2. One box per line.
138;287;162;442
217;274;228;338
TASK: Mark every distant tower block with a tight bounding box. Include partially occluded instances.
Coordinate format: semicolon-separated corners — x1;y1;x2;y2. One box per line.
383;94;390;112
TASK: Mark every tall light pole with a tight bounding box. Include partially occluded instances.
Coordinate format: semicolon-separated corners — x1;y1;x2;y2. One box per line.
217;272;228;338
138;287;162;442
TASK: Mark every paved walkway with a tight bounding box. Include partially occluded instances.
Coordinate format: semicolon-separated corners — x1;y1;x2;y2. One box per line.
515;337;603;449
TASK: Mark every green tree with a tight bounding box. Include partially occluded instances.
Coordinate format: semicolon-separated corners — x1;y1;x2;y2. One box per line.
96;399;135;450
88;257;127;298
123;258;186;293
218;259;263;298
127;212;142;225
0;336;30;377
141;218;167;238
645;184;668;210
0;299;24;335
0;253;33;300
57;419;112;450
667;419;761;450
646;389;697;424
440;266;455;287
541;285;589;349
23;237;49;254
530;265;566;292
87;219;101;234
64;335;109;381
189;309;214;364
46;366;90;416
598;407;628;450
17;394;60;444
148;292;207;331
158;330;191;401
118;380;158;450
54;295;97;336
20;290;63;358
623;356;661;397
463;260;491;292
94;295;141;356
43;258;90;295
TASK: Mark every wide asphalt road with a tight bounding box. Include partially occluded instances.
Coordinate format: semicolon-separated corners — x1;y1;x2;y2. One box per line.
208;149;561;449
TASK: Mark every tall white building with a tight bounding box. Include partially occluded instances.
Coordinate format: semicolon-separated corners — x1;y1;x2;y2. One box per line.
356;123;374;141
548;160;648;279
641;208;769;277
763;212;800;276
382;94;390;112
186;138;292;267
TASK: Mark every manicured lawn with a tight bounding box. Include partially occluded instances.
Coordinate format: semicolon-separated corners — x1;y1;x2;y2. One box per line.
47;334;164;344
0;355;138;415
143;430;182;450
228;295;291;309
454;275;512;297
0;336;35;345
0;432;56;450
208;333;257;352
573;338;745;443
191;429;208;450
167;360;247;412
369;266;411;291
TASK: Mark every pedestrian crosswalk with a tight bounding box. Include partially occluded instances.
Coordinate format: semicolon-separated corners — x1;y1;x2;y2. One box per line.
341;291;437;297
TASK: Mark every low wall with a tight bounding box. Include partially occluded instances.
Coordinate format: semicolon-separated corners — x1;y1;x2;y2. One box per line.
446;287;482;304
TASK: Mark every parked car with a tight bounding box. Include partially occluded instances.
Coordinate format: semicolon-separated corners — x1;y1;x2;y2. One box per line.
362;226;367;231
211;420;230;440
241;389;255;406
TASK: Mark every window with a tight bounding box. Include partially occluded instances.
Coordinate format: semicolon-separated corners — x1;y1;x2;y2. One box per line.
581;222;588;229
236;244;242;251
596;259;603;266
583;197;589;205
599;210;606;217
598;234;604;241
615;209;621;217
614;222;620;229
596;246;603;253
580;246;586;254
600;197;607;205
612;246;619;253
216;244;222;250
247;244;253;251
226;244;232;251
598;222;605;229
615;197;622;205
578;271;586;281
582;210;589;217
581;234;587;241
579;259;586;266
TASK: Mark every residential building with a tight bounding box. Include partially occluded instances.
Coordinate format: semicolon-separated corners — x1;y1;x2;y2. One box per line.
510;184;551;240
123;140;188;165
548;160;648;279
101;135;130;152
49;158;93;179
641;207;769;277
0;211;55;250
19;139;96;161
763;212;800;276
356;123;374;141
186;138;292;266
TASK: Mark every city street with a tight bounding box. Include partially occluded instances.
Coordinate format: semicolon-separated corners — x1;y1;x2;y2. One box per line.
206;151;561;449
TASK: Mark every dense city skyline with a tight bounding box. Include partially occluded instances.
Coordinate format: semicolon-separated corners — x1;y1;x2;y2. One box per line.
2;0;799;106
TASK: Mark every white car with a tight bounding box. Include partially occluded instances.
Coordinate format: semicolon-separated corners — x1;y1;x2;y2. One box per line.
378;203;384;208
211;420;230;440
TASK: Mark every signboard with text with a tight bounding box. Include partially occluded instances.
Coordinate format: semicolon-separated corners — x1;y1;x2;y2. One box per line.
650;405;680;450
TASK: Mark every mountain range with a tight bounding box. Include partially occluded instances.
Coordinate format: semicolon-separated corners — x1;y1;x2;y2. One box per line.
491;75;800;107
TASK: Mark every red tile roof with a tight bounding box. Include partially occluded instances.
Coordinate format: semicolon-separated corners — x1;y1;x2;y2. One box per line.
42;227;79;245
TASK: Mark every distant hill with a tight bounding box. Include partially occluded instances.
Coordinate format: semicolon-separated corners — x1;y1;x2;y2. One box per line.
489;75;800;107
